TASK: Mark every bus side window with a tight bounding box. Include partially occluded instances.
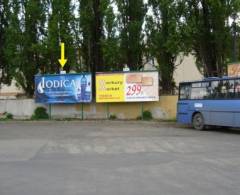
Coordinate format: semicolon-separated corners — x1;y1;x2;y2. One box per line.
205;86;212;99
180;84;190;99
217;80;234;99
226;80;235;98
235;80;240;98
210;81;220;99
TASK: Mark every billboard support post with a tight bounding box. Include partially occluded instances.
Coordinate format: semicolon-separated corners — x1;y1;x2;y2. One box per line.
106;103;110;119
81;103;84;120
141;102;144;120
48;104;52;120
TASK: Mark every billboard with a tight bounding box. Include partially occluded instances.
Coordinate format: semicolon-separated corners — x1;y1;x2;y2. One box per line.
35;73;92;104
228;63;240;77
96;71;159;102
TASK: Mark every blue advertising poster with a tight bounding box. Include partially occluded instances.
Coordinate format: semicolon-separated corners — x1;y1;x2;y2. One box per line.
35;74;92;104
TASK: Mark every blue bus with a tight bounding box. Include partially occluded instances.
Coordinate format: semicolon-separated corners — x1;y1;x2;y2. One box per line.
177;77;240;130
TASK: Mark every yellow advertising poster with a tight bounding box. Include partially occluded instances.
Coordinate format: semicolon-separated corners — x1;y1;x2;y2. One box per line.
96;74;124;102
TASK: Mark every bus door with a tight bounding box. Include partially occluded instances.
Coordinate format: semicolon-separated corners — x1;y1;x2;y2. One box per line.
177;84;191;124
234;79;240;127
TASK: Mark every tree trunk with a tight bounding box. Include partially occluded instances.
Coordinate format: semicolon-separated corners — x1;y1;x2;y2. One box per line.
93;0;103;72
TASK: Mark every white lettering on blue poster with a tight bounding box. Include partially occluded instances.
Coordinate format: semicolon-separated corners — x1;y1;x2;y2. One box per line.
35;74;92;104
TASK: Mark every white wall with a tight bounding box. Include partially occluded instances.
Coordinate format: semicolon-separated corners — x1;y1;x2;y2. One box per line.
144;54;203;86
0;99;45;119
0;99;83;119
174;54;203;85
0;80;24;94
0;98;177;120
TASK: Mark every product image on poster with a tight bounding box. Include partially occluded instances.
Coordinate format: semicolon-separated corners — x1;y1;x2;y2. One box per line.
124;72;159;102
35;74;92;104
228;63;240;77
96;71;159;102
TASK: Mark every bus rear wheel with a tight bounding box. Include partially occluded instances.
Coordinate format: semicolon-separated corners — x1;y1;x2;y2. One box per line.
192;113;205;130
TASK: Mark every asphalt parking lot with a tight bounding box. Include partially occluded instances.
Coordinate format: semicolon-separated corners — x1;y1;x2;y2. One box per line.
0;120;239;195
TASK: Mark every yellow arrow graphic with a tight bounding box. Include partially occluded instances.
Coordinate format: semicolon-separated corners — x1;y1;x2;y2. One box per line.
58;43;67;68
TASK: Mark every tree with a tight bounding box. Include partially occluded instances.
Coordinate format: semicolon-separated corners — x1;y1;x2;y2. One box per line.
3;0;22;87
78;0;93;71
101;0;121;71
45;0;76;74
116;0;147;70
13;0;47;96
78;0;107;98
0;0;10;86
146;0;185;93
183;0;240;77
78;0;105;73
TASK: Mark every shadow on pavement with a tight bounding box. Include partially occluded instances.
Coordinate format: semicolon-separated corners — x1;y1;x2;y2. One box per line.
176;124;240;135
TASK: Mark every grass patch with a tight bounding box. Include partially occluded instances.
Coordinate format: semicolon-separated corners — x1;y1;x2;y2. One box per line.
0;112;13;120
137;110;153;121
31;107;49;120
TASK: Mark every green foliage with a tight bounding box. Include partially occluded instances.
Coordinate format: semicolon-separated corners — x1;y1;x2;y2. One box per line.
0;112;13;120
1;0;48;97
0;0;12;85
142;110;153;120
6;113;13;119
116;0;147;70
182;0;240;77
146;0;185;93
45;0;76;74
1;0;240;97
20;0;47;96
102;3;121;70
79;0;105;72
137;110;153;120
31;107;49;120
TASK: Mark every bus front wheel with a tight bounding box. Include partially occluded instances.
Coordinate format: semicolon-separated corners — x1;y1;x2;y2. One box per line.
192;113;205;130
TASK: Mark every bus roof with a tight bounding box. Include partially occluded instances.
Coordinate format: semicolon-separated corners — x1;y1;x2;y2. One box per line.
179;76;240;85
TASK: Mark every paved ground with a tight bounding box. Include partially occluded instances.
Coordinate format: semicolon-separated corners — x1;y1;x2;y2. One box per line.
0;121;240;195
